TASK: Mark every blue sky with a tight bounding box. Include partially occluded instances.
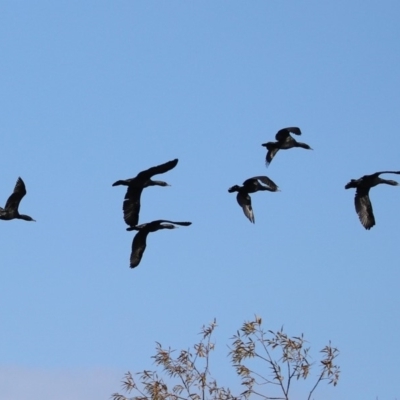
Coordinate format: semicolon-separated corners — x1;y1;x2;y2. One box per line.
1;1;399;399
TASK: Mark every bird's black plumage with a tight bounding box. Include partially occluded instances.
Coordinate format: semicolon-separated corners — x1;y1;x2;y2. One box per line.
127;220;192;268
112;159;178;228
228;176;279;223
0;177;36;222
261;127;312;166
345;171;400;230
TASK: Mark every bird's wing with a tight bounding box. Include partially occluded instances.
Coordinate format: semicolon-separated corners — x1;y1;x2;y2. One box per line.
123;186;143;227
266;146;279;166
276;127;301;141
355;188;375;230
5;177;26;212
236;192;254;223
130;230;149;268
374;171;400;177
153;220;192;227
252;176;279;191
133;220;191;230
275;126;301;142
275;129;290;141
137;159;179;180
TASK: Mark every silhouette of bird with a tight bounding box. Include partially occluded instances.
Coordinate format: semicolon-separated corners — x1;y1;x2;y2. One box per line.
228;176;279;223
345;171;400;230
112;159;178;228
261;127;312;166
127;220;192;268
0;177;35;222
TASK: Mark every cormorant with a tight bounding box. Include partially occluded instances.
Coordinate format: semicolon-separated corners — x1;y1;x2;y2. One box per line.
345;171;400;230
127;219;192;268
261;127;312;166
112;159;178;228
0;177;35;222
228;176;279;223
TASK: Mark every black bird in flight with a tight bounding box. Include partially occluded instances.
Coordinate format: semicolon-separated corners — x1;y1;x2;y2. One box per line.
228;176;279;223
261;127;312;166
112;159;178;229
345;171;400;230
0;177;36;222
127;219;192;268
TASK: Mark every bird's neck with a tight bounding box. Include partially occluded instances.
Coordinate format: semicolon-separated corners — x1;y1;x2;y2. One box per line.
18;214;35;221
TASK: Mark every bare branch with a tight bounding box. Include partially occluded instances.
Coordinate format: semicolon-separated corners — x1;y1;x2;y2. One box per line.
112;317;340;400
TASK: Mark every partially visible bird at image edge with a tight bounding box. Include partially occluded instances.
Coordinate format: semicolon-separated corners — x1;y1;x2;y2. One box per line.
0;177;36;222
345;171;400;230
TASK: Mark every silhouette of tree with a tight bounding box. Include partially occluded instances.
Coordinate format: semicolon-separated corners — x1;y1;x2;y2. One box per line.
112;316;340;400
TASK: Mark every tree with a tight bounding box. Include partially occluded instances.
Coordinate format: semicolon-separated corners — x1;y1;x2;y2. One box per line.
112;316;340;400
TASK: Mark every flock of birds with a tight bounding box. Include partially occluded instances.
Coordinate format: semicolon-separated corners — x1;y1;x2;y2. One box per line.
228;127;313;223
230;127;400;231
111;158;192;268
1;127;399;268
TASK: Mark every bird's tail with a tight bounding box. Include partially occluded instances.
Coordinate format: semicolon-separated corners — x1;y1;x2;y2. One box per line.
112;180;127;187
345;180;357;189
261;142;276;150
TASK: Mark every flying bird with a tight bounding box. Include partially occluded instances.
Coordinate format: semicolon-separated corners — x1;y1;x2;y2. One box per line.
261;127;312;166
112;159;178;229
228;176;279;223
0;177;36;222
345;171;400;230
127;220;192;268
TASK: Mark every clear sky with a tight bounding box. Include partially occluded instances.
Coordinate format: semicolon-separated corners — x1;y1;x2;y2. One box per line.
1;1;399;399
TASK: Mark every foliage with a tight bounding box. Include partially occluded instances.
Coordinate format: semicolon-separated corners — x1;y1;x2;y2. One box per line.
111;316;340;400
